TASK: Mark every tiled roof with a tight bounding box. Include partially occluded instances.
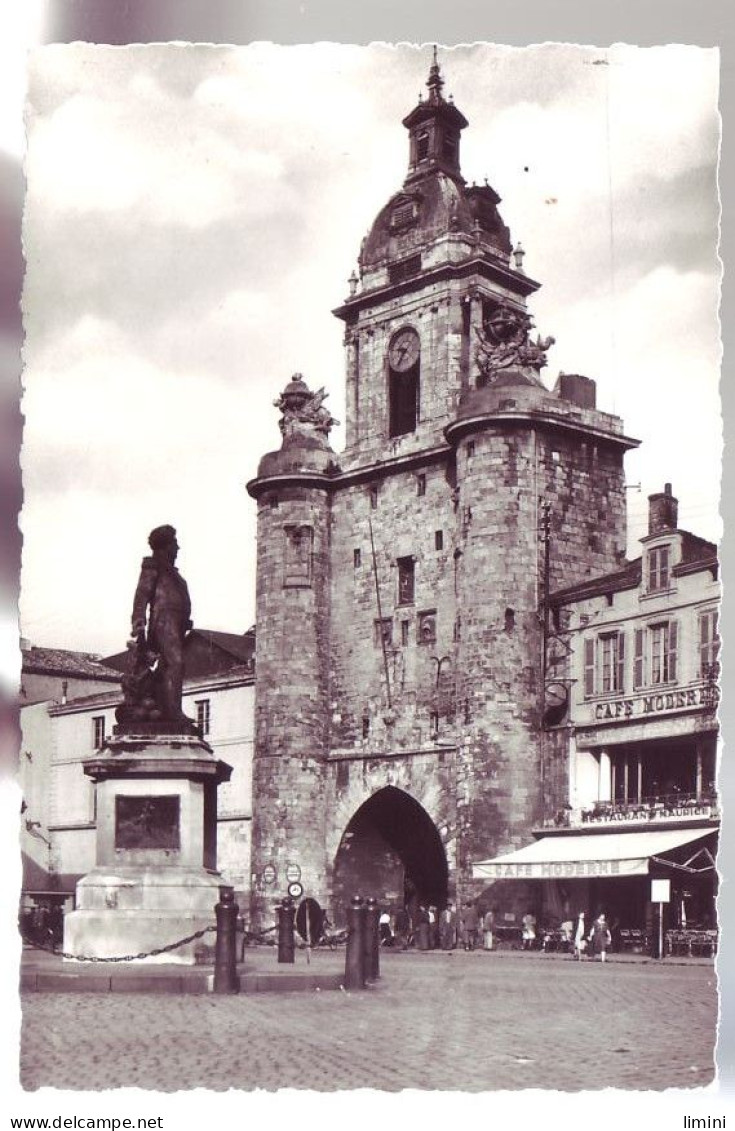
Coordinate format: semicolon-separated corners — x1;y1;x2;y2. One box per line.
550;560;641;605
194;629;255;663
21;646;121;682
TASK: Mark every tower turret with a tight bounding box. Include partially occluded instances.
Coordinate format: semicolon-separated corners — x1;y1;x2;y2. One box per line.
246;377;339;924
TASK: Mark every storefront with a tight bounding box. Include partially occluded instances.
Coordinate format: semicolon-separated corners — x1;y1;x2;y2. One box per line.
473;825;718;948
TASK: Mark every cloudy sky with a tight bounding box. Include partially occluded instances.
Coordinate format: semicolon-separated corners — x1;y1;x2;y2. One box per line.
20;41;721;655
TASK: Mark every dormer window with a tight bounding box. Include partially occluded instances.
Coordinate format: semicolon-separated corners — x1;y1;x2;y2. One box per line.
391;201;416;229
647;545;671;592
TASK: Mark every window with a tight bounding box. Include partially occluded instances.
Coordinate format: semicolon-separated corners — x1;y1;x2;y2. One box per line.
369;485;378;510
353;548;361;569
467;440;475;457
391;201;415;229
416;474;426;497
417;130;430;160
92;716;106;750
583;632;625;697
374;618;392;647
397;557;415;605
699;609;720;680
362;715;370;738
195;699;211;735
442;134;457;163
634;622;678;687
418;610;437;645
435;530;444;551
401;621;409;646
647;545;671;592
389;370;419;436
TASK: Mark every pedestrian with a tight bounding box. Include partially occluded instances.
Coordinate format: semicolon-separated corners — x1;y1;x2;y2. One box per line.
416;905;430;951
574;912;587;960
427;905;438;949
460;900;478;951
521;911;537;950
482;907;495;950
379;910;393;947
439;903;456;950
394;905;410;950
589;913;612;963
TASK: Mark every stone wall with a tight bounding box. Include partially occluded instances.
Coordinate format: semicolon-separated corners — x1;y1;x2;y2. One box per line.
250;484;332;921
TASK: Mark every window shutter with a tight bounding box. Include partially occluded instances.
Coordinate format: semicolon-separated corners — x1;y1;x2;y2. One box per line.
634;628;645;687
668;620;678;682
616;632;625;692
699;613;709;675
584;637;595;697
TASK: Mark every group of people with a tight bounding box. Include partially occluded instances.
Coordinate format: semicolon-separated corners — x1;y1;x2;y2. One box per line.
378;901;497;952
571;911;612;962
378;901;613;961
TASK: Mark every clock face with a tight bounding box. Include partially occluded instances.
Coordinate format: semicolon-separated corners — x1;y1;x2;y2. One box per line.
545;682;568;709
389;329;420;372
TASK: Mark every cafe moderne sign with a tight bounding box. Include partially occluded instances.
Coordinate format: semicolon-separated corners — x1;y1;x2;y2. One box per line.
592;683;718;723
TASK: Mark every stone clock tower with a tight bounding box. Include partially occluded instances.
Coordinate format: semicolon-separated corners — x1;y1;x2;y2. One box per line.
247;54;638;927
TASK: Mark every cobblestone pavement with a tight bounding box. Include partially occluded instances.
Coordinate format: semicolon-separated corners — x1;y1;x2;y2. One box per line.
20;951;717;1092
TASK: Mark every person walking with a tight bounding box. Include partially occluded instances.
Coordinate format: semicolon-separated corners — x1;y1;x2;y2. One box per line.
460;901;479;951
589;913;612;962
416;905;430;951
521;911;537;950
574;912;587;960
439;903;456;950
482;907;495;950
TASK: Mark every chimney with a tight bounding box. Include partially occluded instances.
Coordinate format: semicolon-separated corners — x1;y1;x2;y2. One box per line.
648;483;678;535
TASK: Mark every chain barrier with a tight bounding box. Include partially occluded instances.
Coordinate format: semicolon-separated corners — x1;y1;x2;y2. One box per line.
240;924;277;945
21;924;216;963
22;922;279;961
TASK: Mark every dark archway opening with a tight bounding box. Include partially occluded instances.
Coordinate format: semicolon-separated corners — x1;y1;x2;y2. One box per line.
332;786;448;924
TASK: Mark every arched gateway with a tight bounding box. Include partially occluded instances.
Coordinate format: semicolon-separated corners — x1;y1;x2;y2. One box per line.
332;786;448;923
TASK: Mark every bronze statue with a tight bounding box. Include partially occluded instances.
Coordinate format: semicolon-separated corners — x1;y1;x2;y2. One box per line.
115;525;197;735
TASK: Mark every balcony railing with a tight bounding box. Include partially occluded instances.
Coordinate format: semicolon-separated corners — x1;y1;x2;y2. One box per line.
542;791;719;830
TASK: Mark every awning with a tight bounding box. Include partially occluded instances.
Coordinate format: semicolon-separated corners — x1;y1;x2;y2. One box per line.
472;828;715;881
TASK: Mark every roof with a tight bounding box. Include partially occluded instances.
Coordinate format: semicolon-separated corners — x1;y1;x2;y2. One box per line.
551;530;719;606
21;646;121;682
194;629;255;664
102;627;255;679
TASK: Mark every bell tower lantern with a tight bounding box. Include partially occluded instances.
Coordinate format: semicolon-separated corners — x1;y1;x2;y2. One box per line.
403;47;468;184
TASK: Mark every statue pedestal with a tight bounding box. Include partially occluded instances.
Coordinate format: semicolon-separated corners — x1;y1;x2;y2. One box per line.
63;734;232;965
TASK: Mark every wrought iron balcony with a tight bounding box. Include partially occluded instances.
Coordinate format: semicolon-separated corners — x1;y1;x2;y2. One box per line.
541;791;719;830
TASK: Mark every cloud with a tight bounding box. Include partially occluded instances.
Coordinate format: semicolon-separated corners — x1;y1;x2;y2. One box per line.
20;42;721;652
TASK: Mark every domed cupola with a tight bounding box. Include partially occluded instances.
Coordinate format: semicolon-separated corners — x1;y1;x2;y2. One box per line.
356;50;514;285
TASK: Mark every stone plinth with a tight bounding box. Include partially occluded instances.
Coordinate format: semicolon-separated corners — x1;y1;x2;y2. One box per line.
63;734;232;965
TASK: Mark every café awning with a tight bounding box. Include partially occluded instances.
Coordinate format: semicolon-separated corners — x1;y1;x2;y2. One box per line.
472;828;715;881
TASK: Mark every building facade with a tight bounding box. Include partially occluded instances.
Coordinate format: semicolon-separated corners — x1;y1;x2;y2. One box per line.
247;58;640;926
474;484;719;943
19;633;255;908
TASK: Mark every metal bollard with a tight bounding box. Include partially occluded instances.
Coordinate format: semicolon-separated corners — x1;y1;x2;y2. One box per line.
213;886;240;994
344;895;367;989
364;896;380;981
277;897;296;964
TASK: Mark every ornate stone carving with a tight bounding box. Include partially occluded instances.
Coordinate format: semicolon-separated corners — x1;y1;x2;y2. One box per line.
475;299;555;384
274;374;339;439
